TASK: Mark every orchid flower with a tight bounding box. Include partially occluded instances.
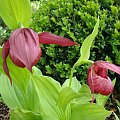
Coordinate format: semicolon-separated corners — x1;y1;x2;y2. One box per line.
2;28;78;84
87;61;120;95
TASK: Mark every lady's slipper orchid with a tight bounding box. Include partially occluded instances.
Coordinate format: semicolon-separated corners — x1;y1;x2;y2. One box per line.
87;61;120;95
2;28;77;84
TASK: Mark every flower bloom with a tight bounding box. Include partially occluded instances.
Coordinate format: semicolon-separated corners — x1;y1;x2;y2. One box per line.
87;61;120;95
2;28;78;84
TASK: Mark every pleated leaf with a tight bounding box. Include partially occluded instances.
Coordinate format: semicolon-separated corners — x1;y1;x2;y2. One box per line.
0;48;41;113
58;87;80;111
31;75;63;120
58;85;92;111
62;77;81;92
70;103;112;120
10;108;42;120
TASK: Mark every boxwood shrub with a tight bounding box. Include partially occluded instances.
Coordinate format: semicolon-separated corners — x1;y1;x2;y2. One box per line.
30;0;120;84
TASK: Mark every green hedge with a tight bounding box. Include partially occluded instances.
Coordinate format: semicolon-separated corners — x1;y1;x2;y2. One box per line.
30;0;120;84
0;18;10;45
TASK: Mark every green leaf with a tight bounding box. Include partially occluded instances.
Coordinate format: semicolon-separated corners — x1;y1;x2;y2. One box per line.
95;94;109;107
70;103;112;120
73;84;92;105
0;0;32;29
0;47;30;93
31;75;63;120
0;74;41;113
0;48;41;112
80;17;99;60
118;106;120;112
113;112;119;120
0;47;63;119
0;74;23;109
58;87;80;111
74;17;99;67
62;77;81;92
4;57;30;93
32;66;43;76
116;100;120;108
58;85;92;111
10;108;42;120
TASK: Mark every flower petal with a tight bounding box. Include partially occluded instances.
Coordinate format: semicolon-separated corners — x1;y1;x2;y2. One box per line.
93;75;113;95
94;65;107;78
87;66;94;94
38;32;78;46
95;61;120;75
9;52;25;68
2;41;12;84
9;28;42;72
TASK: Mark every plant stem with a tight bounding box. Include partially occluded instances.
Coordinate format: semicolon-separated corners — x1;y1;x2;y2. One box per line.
69;60;94;87
69;66;75;87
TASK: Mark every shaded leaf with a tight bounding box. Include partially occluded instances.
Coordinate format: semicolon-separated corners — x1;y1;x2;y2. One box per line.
113;112;119;120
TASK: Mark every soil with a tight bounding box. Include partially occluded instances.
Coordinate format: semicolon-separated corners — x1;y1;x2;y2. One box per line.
0;102;9;120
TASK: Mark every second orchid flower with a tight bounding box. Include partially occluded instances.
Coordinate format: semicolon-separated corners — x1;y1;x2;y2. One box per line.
87;61;120;95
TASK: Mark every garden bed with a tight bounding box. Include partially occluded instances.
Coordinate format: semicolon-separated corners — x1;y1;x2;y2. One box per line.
0;102;9;120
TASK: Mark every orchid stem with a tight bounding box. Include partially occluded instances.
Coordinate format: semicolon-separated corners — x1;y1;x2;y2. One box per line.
69;60;94;87
69;66;75;87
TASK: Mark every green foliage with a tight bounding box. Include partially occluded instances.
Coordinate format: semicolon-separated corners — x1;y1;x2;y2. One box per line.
0;48;112;120
0;23;118;120
0;17;11;45
0;26;11;45
30;0;120;84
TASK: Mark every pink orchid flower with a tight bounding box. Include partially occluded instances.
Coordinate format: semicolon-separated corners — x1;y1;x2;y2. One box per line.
87;61;120;95
2;28;78;84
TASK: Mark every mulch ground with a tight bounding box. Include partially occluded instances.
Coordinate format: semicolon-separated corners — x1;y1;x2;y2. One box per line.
0;102;9;120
